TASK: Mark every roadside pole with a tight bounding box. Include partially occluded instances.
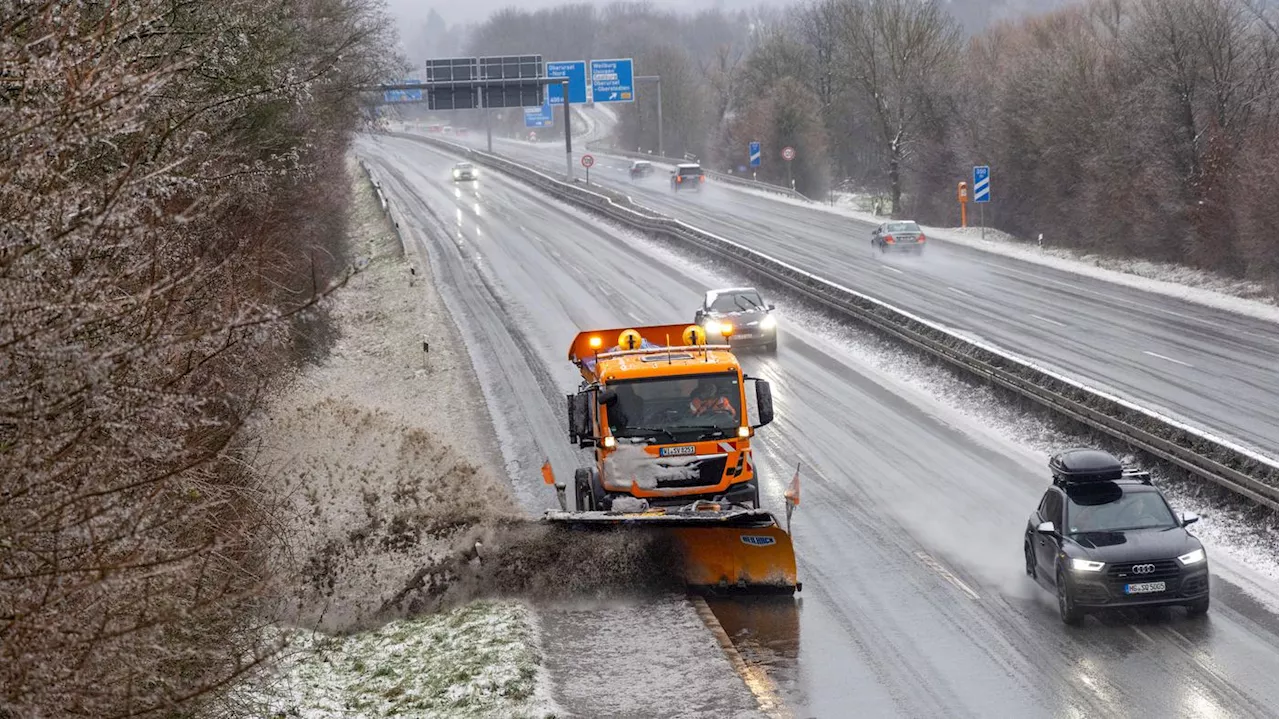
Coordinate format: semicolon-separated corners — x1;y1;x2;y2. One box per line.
957;181;968;227
637;75;663;158
563;79;572;181
485;101;493;153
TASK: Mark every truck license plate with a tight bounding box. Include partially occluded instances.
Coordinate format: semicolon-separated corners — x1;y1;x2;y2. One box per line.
1124;581;1166;594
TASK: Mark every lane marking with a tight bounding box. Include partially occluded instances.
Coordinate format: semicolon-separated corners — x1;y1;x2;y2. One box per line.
947;286;975;298
880;265;905;275
914;551;980;600
1143;350;1195;368
1131;626;1155;644
1030;313;1068;328
689;596;791;718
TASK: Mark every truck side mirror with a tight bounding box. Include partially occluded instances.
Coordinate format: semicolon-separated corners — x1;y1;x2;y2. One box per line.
599;388;617;407
568;392;595;445
752;379;774;428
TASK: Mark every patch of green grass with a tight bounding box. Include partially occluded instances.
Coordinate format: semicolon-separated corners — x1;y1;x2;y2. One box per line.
251;601;547;718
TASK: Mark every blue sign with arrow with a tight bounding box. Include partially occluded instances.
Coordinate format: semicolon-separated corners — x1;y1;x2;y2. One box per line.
546;61;587;106
973;165;990;203
590;58;634;103
749;141;761;167
524;102;553;128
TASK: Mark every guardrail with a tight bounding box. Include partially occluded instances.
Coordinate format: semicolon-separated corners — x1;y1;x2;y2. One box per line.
359;158;410;257
584;142;814;202
383;131;1280;510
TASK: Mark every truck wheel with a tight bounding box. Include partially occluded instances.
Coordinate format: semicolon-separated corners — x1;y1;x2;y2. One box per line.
574;469;596;512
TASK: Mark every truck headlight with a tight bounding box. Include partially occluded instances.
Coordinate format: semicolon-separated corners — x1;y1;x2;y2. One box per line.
704;320;722;336
1069;558;1105;572
760;315;776;330
1178;548;1205;566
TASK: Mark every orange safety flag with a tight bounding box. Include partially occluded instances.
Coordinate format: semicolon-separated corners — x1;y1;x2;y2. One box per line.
541;461;556;485
784;463;800;506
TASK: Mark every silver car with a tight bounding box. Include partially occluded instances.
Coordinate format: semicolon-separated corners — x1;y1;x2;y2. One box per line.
871;220;926;255
452;162;478;181
693;287;777;353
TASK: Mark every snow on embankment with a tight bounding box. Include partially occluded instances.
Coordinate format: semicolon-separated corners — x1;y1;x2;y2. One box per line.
237;159;697;717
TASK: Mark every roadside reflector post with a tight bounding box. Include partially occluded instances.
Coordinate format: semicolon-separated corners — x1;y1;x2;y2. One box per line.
957;181;968;228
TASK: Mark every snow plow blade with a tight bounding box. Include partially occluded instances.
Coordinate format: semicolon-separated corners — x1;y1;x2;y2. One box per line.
543;506;799;594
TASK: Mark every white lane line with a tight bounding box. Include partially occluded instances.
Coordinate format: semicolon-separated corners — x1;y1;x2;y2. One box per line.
914;551;980;600
947;286;974;298
880;265;905;275
1030;313;1068;328
1143;350;1195;368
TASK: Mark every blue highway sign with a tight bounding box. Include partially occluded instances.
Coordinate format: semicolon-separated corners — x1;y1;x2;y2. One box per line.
973;165;990;203
590;58;634;103
524;102;553;128
749;141;761;167
546;61;587;105
383;78;422;103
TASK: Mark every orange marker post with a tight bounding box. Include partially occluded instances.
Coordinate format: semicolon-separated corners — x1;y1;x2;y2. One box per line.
957;181;969;228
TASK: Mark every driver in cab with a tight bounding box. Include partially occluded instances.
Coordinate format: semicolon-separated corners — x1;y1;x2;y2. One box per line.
689;380;733;417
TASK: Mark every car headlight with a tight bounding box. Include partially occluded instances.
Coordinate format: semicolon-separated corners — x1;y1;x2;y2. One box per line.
452;170;459;177
1178;548;1206;566
704;320;722;336
1069;558;1105;572
760;315;776;330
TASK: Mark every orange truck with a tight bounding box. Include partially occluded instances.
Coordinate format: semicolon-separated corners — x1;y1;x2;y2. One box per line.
542;322;800;593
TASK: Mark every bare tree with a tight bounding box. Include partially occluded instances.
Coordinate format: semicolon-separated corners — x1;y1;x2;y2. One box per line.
834;0;962;215
0;0;396;715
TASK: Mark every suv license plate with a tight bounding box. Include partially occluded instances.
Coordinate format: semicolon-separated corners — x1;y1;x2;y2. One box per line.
1124;581;1166;594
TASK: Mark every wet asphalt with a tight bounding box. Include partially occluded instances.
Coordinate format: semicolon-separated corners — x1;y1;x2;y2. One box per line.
357;134;1278;719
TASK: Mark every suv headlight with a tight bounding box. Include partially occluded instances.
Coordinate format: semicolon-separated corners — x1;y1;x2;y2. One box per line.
1069;558;1105;572
760;315;776;330
704;320;722;336
1177;548;1206;566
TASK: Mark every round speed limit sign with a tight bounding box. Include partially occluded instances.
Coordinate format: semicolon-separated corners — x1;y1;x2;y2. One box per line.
581;154;595;168
781;146;796;161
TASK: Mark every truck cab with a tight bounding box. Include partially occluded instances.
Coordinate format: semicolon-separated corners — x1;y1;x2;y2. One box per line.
566;324;773;512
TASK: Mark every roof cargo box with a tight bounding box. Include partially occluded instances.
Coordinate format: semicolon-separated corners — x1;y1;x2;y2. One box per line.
1050;448;1123;483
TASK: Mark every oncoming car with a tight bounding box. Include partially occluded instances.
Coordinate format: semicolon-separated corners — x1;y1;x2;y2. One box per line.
1024;449;1209;625
452;162;478;182
871;220;926;254
671;163;705;192
693;287;777;353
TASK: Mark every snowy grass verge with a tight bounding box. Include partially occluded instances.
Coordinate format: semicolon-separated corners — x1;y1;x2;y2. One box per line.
722;184;1277;320
242;601;558;719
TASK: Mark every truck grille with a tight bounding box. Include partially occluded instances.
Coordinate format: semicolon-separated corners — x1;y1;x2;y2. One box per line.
655;456;728;488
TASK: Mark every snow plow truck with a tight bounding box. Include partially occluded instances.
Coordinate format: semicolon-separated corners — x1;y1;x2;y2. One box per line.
542;322;800;594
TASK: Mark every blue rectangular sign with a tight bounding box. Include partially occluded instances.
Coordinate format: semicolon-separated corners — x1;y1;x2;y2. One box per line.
590;58;634;103
546;61;587;106
749;141;761;167
524;102;553;128
973;165;991;203
383;78;422;103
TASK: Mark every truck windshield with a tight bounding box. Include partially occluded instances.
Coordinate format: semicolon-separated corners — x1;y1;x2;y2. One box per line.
605;372;742;441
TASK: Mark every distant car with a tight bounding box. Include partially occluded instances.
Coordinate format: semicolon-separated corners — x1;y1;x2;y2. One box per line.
871;220;926;254
629;160;654;180
671;163;705;192
452;162;477;181
694;287;777;353
1025;449;1210;625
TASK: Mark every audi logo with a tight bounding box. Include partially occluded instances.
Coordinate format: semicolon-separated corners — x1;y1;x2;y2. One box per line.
1132;563;1157;574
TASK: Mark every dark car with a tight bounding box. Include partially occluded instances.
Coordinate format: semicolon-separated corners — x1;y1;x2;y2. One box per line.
629;160;653;180
671;163;705;192
871;220;926;254
1024;449;1209;625
694;287;777;353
